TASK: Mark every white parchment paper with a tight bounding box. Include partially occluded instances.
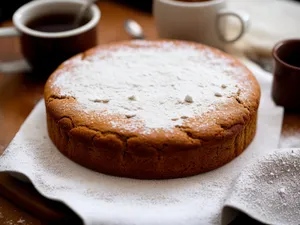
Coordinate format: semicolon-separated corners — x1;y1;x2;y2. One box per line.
0;61;283;225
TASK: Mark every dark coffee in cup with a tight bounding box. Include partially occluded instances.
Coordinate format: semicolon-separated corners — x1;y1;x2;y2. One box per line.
20;8;97;76
276;46;300;68
26;13;89;33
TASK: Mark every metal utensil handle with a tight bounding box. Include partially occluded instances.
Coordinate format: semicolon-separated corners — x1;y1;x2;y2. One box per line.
0;26;20;37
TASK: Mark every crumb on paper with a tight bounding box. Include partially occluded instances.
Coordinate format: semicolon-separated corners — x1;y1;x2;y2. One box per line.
125;114;136;119
91;99;110;103
184;95;193;103
279;187;286;194
128;95;136;101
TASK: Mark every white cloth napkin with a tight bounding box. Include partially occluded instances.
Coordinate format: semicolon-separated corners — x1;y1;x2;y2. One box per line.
0;61;284;225
223;148;300;225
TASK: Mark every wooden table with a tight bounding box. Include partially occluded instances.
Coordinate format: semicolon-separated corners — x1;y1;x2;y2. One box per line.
0;1;299;224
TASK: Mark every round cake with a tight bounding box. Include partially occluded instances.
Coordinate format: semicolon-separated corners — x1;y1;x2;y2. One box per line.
44;40;260;179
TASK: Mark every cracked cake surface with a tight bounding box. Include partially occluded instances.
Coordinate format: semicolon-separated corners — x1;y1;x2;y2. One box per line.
44;40;260;179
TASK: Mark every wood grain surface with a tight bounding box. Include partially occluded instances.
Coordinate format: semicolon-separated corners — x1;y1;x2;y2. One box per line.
0;0;299;224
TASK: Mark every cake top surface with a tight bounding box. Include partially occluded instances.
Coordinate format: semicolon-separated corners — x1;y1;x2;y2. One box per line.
46;40;260;135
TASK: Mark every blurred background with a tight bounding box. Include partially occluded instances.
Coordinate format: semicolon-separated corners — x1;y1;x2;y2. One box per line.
0;0;150;22
1;0;298;23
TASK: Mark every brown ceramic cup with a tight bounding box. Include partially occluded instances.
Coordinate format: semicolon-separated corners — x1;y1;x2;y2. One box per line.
272;39;300;110
0;0;100;77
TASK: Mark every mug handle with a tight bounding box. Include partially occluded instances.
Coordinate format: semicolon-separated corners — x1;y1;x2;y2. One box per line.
0;26;31;74
216;9;250;43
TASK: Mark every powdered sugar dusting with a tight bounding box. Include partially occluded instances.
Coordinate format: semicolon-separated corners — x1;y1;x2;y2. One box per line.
52;41;242;131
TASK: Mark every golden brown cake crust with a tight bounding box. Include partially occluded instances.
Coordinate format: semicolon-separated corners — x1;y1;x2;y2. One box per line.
44;40;260;179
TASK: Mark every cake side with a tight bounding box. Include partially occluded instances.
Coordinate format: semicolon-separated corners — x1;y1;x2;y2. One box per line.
46;109;257;179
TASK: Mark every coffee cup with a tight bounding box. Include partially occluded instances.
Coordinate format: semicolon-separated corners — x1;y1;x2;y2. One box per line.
153;0;250;50
272;39;300;110
0;0;100;77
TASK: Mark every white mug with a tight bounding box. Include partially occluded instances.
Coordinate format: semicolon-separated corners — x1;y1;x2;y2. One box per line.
153;0;250;50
